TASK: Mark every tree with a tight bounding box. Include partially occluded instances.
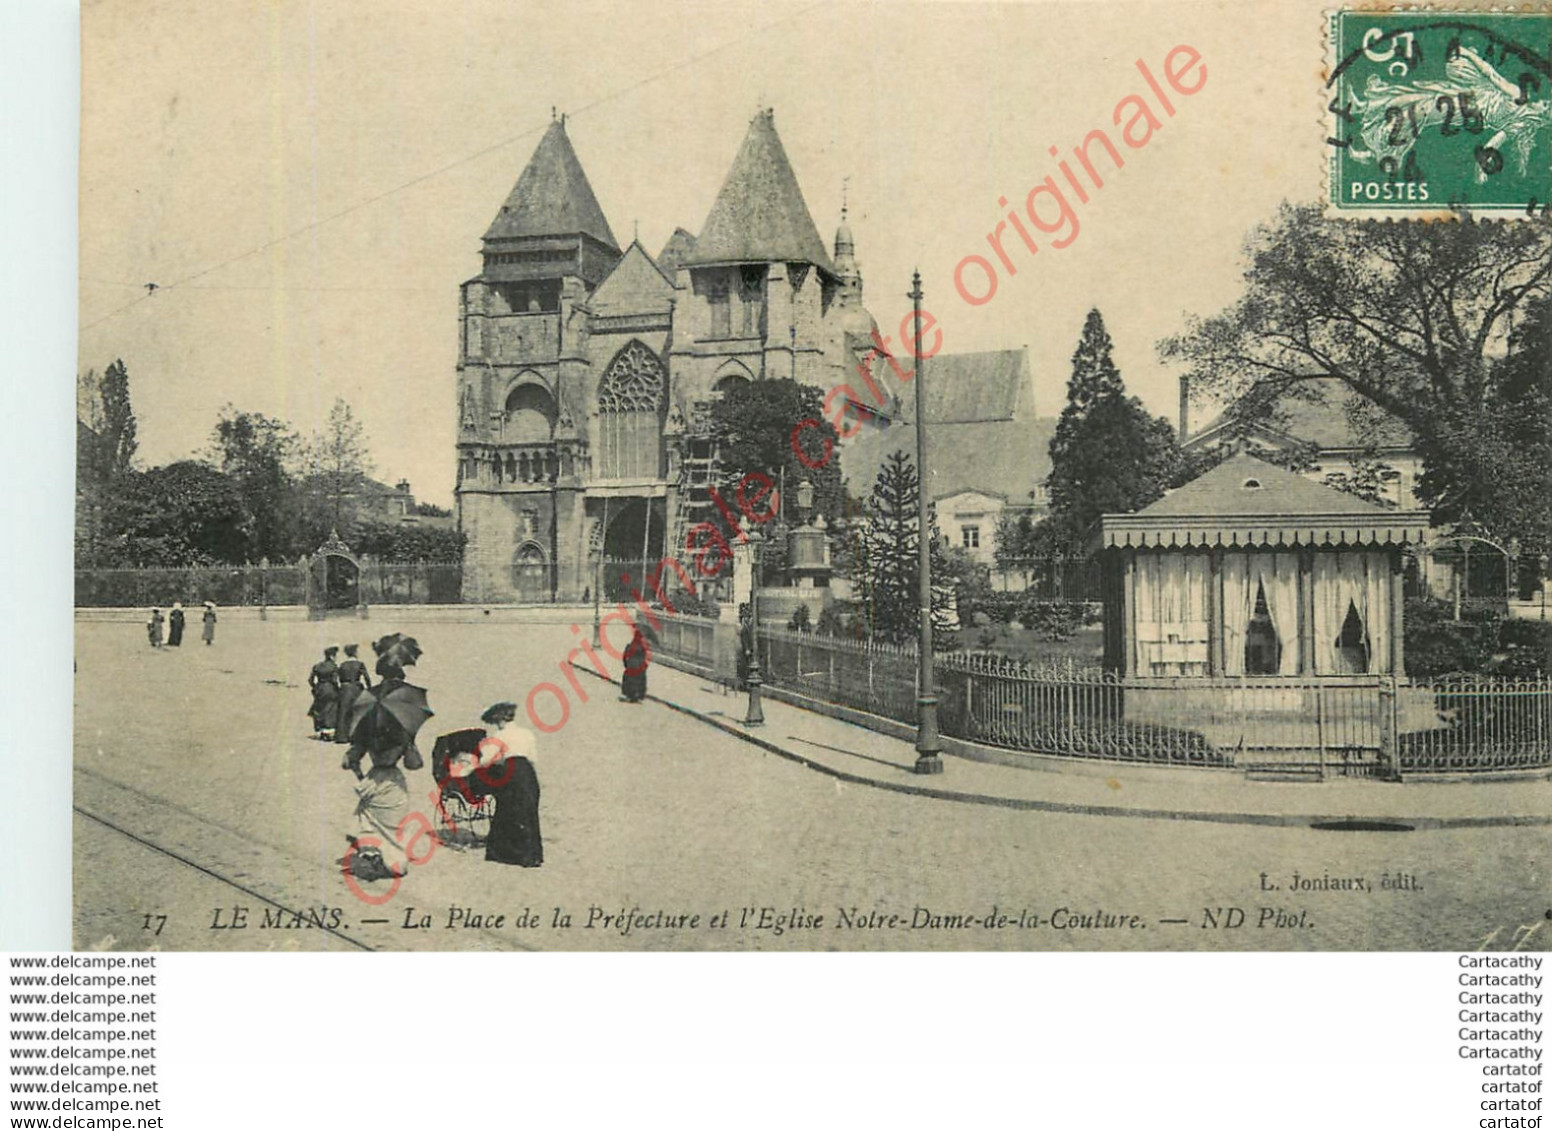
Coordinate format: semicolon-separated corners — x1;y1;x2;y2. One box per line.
76;361;141;566
76;360;138;482
854;450;957;646
1161;203;1552;545
709;379;846;530
1046;310;1181;548
208;407;302;561
99;462;248;566
302;398;375;540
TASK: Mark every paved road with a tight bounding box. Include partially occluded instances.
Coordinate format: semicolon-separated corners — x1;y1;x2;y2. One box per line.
73;617;1550;951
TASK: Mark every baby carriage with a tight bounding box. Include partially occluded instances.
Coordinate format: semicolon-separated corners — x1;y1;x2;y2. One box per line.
430;728;495;849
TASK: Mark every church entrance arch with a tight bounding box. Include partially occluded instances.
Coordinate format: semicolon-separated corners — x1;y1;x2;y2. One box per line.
511;542;549;604
600;497;666;602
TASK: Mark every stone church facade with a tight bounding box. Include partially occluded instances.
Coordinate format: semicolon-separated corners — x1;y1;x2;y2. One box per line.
455;110;879;603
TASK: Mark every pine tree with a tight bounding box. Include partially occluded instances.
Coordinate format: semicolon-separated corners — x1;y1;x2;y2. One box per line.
1045;309;1180;549
855;450;957;646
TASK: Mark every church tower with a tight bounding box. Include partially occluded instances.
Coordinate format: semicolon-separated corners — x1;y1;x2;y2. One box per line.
456;118;621;603
672;109;837;394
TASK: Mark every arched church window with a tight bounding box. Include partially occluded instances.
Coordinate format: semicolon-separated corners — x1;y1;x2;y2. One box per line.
505;381;557;444
597;341;666;479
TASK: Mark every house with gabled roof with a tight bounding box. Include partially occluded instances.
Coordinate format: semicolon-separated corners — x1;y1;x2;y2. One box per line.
1182;377;1423;509
839;346;1058;585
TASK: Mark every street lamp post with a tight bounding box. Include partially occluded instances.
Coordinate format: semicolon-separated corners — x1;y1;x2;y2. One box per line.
743;528;765;727
592;496;609;648
909;270;944;775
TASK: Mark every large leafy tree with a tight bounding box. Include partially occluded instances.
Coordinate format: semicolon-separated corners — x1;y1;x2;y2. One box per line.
854;450;956;646
1161;203;1552;547
99;461;249;566
208;407;302;561
709;379;845;529
1045;310;1181;548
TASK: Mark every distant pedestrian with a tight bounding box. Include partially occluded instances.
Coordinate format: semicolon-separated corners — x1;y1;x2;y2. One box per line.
166;603;185;647
333;644;371;745
308;647;341;740
201;602;217;645
620;624;650;703
146;608;164;649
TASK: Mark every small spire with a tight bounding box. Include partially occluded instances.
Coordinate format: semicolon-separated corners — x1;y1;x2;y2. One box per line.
551;105;556;121
633;218;639;242
841;176;850;221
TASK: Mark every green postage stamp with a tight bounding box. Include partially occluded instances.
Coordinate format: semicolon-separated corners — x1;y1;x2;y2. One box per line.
1328;9;1551;216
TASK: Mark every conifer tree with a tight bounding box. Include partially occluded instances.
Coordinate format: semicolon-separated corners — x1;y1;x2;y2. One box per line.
1044;310;1180;549
855;450;957;646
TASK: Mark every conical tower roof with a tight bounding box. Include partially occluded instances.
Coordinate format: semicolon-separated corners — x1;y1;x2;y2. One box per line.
484;120;619;249
686;110;834;273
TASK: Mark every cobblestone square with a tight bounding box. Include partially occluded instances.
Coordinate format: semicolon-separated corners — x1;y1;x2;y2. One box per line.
73;614;1551;952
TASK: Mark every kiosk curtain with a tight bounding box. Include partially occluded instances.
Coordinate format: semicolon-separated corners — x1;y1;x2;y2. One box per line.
1133;552;1209;676
1312;552;1391;674
1250;553;1302;677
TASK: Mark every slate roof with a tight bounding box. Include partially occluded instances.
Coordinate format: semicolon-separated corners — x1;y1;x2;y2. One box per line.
1096;453;1429;549
1188;377;1413;452
685;110;835;273
839;347;1045;502
894;349;1029;425
656;228;698;276
484;121;619;250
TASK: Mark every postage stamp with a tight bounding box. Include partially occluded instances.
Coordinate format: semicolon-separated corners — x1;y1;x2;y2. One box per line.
1327;9;1552;216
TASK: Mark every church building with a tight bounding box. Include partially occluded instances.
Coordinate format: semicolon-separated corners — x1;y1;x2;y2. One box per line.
454;110;879;603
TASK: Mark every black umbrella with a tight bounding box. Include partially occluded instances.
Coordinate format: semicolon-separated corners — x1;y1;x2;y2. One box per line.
346;680;434;750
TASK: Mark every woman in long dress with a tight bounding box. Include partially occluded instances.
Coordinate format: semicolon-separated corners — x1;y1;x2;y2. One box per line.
333;644;371;744
455;702;542;867
342;635;430;880
166;603;185;647
308;647;341;739
621;625;649;703
146;609;164;649
343;723;419;880
201;602;217;645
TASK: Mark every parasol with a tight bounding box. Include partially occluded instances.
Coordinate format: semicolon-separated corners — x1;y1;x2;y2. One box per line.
346;680;434;750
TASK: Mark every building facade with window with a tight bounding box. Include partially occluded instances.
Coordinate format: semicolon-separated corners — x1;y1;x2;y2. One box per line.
454;111;880;602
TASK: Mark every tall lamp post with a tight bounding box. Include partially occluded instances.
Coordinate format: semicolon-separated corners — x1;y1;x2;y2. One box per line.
909;270;944;775
743;527;765;727
592;497;609;648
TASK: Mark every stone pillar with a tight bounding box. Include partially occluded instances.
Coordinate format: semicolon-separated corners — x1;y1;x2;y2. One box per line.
1390;547;1407;677
1298;547;1317;675
1121;550;1136;678
1208;548;1223;676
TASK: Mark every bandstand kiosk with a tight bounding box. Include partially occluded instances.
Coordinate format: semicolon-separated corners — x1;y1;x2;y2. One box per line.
1095;453;1430;680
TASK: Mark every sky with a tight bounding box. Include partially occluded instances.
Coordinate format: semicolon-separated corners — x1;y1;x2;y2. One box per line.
80;0;1325;507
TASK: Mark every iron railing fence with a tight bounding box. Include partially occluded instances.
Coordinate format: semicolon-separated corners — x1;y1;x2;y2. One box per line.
1399;676;1552;773
75;564;308;608
364;562;465;605
646;613;1551;776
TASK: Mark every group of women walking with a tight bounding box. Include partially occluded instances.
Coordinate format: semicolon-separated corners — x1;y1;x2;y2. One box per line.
307;642;372;742
146;602;217;648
